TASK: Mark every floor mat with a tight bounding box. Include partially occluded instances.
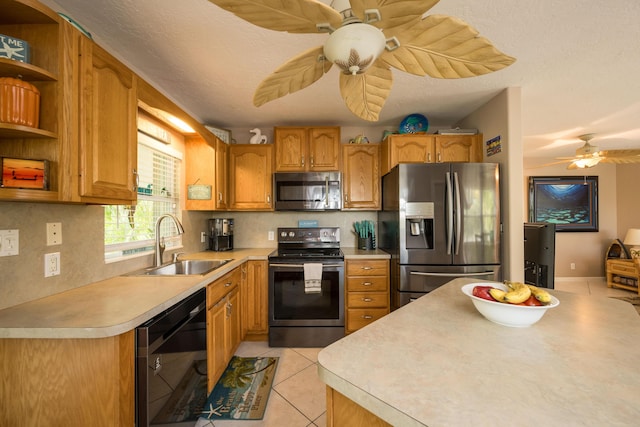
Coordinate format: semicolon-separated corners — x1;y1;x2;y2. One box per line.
199;356;279;421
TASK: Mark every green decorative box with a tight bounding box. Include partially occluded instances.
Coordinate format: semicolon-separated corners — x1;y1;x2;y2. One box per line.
0;34;30;63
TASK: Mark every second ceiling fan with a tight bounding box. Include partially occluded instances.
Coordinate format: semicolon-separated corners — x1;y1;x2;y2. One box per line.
208;0;516;121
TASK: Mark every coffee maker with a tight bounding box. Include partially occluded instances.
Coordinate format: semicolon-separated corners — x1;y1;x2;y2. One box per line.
209;218;234;251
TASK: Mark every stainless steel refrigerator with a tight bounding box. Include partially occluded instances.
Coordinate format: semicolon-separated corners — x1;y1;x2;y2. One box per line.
378;163;502;309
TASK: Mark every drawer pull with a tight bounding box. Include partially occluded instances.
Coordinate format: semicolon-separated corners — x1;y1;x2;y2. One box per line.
225;282;232;287
361;266;373;270
361;315;373;319
362;298;373;302
361;282;373;286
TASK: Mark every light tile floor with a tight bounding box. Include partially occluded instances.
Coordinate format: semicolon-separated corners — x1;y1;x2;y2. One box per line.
170;277;637;427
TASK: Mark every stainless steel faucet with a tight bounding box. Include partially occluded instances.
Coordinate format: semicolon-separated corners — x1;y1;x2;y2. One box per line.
154;214;185;267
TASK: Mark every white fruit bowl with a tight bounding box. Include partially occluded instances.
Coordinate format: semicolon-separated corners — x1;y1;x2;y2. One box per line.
461;283;560;327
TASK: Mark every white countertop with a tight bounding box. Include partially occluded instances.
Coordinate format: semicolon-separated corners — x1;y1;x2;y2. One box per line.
0;248;388;339
318;278;640;426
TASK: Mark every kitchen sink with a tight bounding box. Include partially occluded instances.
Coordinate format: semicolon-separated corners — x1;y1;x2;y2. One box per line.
128;259;232;276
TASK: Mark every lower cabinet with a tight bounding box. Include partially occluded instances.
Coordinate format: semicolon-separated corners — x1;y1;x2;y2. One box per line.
241;260;269;339
207;267;242;391
345;259;390;334
0;331;135;426
326;387;392;427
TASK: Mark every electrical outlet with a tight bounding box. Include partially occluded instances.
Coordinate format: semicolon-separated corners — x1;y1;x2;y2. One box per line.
570;263;576;270
46;222;62;246
200;231;207;243
0;229;19;257
268;231;275;241
44;252;60;277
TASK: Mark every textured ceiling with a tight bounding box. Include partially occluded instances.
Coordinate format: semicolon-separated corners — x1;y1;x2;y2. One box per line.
41;0;640;159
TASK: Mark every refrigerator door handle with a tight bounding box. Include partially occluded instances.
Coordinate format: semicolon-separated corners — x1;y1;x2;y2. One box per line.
445;172;454;255
410;271;496;278
453;171;462;255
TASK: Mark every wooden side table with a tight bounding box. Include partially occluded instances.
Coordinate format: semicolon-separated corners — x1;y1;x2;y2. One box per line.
606;258;640;295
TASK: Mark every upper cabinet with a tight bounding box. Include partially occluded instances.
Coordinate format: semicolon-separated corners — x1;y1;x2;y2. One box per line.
0;1;138;204
77;39;137;203
274;126;340;172
0;0;66;202
342;144;380;210
185;136;228;211
381;133;483;175
228;144;273;210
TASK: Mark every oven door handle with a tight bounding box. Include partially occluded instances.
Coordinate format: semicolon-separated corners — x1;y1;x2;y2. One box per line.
270;263;343;268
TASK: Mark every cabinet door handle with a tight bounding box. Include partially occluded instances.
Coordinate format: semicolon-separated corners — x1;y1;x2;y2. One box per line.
266;194;271;204
427;153;432;163
310;156;314;166
218;192;223;202
301;155;305;167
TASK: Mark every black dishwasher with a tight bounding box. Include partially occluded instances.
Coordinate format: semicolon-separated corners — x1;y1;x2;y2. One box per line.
135;288;207;426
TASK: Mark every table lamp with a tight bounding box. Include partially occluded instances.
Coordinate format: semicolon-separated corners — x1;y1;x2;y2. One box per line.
623;228;640;261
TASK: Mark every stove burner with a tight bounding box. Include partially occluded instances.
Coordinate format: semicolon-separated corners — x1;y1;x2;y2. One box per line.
270;227;343;261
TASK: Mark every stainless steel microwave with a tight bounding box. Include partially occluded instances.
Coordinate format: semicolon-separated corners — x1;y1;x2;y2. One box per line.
273;172;342;211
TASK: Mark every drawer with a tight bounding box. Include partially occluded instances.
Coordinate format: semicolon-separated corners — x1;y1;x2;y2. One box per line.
346;275;388;292
609;262;638;276
346;259;389;276
347;308;388;332
207;269;239;309
347;291;388;308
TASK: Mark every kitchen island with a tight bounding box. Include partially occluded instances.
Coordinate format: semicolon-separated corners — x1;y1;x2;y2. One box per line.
318;278;640;426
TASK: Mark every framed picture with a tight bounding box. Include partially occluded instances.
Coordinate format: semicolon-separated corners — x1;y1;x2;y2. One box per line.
0;157;49;190
528;176;598;232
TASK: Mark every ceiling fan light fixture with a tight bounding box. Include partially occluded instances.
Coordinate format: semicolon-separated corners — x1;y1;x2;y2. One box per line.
573;157;600;168
323;23;386;75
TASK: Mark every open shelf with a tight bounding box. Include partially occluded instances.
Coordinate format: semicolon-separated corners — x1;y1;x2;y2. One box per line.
0;122;57;139
0;58;57;81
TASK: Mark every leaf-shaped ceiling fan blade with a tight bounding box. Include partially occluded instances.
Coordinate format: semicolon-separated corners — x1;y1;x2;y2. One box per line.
349;0;439;30
207;0;341;33
339;62;392;122
254;46;332;107
379;14;515;78
598;150;640;163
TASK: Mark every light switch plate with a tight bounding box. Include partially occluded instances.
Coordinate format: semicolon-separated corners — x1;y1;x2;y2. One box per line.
0;229;19;257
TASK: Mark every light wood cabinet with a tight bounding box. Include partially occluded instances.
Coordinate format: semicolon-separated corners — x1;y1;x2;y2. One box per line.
345;259;390;334
326;387;392;427
274;126;340;171
206;267;242;390
0;0;69;202
241;260;269;339
0;2;139;204
228;144;273;210
606;258;639;295
0;331;135;426
77;38;138;204
185;135;228;210
342;144;380;210
381;133;483;175
436;134;482;163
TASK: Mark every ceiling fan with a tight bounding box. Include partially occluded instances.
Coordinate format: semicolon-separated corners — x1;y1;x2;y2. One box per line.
546;134;640;169
207;0;515;121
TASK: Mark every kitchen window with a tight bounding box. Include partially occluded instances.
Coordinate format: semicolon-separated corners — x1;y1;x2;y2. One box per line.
104;131;182;261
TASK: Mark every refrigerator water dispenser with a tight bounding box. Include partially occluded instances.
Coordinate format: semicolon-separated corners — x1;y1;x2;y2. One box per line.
405;202;434;249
